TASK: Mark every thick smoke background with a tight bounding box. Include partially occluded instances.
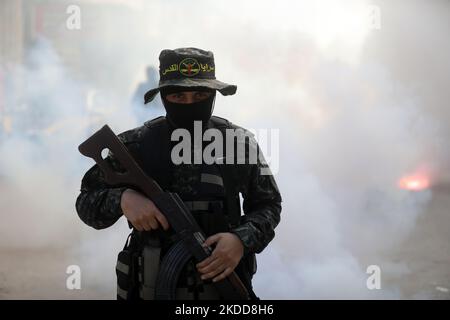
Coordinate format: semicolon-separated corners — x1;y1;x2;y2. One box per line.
0;0;449;298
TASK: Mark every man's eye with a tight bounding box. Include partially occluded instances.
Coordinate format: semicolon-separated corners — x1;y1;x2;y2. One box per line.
195;92;208;98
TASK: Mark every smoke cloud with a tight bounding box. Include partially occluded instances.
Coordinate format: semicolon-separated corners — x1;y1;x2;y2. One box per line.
0;0;449;299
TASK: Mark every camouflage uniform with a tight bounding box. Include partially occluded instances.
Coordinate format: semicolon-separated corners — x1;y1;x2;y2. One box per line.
76;118;282;256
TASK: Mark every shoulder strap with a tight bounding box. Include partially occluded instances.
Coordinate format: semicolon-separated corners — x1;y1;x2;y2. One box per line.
144;116;166;128
209;116;242;227
140;116;171;190
210;115;230;127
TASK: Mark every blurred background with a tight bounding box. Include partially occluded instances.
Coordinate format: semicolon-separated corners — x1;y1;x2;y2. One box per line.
0;0;449;299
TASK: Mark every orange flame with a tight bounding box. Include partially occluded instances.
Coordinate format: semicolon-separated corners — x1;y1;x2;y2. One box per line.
398;174;430;191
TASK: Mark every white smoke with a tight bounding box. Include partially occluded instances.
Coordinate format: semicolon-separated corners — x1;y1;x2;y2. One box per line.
0;0;449;299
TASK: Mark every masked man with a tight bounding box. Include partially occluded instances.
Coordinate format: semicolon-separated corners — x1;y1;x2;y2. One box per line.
76;48;282;300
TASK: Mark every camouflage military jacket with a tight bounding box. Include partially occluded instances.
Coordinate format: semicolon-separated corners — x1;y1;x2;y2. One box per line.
75;117;282;254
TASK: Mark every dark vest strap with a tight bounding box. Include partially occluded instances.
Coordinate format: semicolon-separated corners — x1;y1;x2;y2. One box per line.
209;116;242;227
217;163;241;227
140;117;171;190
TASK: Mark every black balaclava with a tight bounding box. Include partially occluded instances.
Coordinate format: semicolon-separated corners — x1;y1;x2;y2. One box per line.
160;86;216;131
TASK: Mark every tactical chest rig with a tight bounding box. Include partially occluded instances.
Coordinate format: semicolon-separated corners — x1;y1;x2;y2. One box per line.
114;116;257;300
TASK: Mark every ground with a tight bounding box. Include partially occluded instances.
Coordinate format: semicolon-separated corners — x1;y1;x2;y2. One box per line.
0;186;449;299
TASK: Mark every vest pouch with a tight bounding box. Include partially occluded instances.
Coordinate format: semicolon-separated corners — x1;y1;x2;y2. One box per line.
116;233;141;300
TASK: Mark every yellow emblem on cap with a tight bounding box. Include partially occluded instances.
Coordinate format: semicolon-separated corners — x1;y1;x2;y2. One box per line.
179;58;200;77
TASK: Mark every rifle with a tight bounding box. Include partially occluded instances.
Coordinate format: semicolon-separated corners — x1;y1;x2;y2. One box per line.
78;124;250;300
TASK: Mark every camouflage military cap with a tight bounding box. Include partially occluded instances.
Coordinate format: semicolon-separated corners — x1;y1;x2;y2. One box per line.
144;48;237;104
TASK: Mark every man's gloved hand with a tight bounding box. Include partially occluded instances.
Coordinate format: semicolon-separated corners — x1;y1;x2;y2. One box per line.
196;232;244;282
120;188;170;231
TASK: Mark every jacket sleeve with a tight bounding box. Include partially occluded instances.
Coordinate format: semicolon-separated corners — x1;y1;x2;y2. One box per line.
75;153;128;230
230;139;282;255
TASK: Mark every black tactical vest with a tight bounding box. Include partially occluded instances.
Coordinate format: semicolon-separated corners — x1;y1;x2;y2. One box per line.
138;115;242;236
